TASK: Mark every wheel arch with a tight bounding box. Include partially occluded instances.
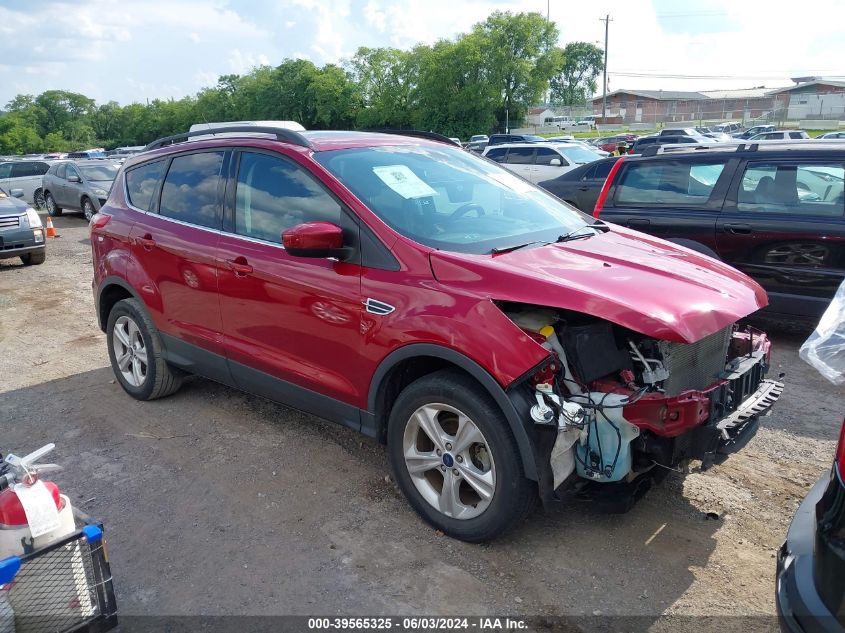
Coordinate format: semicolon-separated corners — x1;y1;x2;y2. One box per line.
366;344;539;480
665;238;721;260
96;276;142;332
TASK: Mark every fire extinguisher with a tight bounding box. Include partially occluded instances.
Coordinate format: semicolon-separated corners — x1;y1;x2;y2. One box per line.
0;444;77;558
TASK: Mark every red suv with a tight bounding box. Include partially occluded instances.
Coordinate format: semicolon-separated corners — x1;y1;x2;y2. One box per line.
91;126;783;542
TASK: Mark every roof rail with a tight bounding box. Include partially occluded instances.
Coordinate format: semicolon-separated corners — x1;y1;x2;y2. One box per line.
363;129;461;146
143;126;314;151
639;138;845;157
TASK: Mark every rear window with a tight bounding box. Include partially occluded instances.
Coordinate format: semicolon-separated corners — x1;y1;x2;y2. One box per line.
615;160;727;206
126;159;167;211
158;152;225;228
10;162;48;178
737;162;844;217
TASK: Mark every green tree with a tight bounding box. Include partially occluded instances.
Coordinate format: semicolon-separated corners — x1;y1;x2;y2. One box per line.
550;42;604;107
472;11;563;130
34;90;95;137
307;64;361;128
349;47;419;128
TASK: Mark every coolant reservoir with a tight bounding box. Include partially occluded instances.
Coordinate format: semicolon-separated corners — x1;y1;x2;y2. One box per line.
574;393;640;482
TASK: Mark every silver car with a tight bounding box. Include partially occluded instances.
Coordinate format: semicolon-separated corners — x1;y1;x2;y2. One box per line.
42;160;119;221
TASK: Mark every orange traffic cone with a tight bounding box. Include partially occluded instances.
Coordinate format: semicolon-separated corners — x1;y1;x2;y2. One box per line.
45;216;58;238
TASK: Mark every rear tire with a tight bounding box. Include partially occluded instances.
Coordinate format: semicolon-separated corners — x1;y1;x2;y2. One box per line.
387;369;535;542
106;298;183;401
33;189;45;210
20;251;46;265
45;192;62;216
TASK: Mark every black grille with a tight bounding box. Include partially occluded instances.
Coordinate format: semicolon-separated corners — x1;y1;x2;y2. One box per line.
0;215;21;228
3;531;116;633
658;326;732;396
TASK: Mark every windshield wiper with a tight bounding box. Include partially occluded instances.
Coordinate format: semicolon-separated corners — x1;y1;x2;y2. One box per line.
491;240;548;254
556;221;611;244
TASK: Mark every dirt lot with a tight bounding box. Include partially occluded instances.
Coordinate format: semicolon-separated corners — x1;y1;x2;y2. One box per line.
1;213;842;628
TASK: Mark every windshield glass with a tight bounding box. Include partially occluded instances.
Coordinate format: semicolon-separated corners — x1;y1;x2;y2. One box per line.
315;144;591;254
556;145;601;164
79;164;118;181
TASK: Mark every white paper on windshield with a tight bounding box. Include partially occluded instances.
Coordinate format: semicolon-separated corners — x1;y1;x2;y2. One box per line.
373;165;437;199
13;480;61;538
487;171;535;194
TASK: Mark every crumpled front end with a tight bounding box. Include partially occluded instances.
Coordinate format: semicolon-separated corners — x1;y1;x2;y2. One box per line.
500;303;783;508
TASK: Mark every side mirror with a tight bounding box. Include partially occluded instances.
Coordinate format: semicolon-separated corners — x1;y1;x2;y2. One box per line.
282;221;348;259
549;158;562;167
67;174;81;183
10;188;24;198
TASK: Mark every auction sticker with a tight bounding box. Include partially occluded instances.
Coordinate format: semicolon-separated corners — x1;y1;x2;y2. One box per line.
14;480;61;538
373;165;437;199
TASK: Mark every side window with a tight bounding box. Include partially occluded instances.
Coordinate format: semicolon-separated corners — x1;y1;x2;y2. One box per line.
234;152;342;243
615;160;727;206
535;148;562;166
0;163;12;179
485;148;507;163
593;160;615;180
11;163;35;178
505;147;534;165
158;151;225;229
580;164;597;180
736;162;844;217
125;159;167;212
56;163;67;179
65;164;81;180
789;132;806;139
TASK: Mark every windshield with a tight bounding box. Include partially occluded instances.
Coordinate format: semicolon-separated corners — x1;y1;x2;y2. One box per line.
556;145;601;164
315;144;591;254
79;165;118;181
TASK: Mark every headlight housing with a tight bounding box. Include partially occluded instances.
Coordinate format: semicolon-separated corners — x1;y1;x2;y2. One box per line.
91;187;108;197
25;207;42;228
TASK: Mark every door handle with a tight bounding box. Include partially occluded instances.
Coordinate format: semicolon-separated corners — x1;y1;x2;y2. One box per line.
723;223;752;235
627;218;650;227
578;186;590;191
137;234;156;250
225;257;253;276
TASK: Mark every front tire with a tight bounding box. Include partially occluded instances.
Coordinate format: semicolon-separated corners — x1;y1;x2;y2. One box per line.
45;192;62;217
106;298;183;400
82;197;95;222
20;251;46;265
387;369;534;542
33;189;45;210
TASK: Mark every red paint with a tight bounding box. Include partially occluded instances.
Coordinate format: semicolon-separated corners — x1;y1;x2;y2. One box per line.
282;221;343;251
92;132;770;425
593;156;624;217
837;418;845;480
0;481;61;527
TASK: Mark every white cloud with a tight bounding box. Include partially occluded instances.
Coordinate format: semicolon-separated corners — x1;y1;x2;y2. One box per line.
228;49;271;74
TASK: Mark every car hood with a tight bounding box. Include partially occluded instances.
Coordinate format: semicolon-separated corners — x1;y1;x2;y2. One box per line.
0;194;30;214
429;226;768;344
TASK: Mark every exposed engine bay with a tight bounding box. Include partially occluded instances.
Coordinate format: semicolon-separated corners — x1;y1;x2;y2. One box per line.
501;303;784;509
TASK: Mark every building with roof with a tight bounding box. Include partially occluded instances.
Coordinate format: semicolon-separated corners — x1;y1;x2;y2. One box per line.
767;79;845;120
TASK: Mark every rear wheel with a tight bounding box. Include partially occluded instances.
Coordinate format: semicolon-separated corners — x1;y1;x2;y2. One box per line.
45;192;62;216
33;189;45;210
106;298;183;400
20;251;46;265
387;369;534;542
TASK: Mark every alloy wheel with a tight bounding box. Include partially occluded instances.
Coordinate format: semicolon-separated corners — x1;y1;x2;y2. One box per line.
402;403;496;520
112;315;148;387
83;199;95;222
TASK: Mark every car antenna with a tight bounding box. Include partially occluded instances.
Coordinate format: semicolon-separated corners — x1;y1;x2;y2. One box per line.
200;112;217;137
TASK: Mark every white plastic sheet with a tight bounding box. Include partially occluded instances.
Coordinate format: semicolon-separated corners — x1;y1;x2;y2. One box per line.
800;279;845;385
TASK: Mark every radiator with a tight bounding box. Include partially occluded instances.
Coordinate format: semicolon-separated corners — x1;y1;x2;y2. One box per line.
658;326;732;396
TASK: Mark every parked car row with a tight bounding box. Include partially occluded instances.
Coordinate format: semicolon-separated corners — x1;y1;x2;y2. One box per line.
0;158;120;220
537;140;845;324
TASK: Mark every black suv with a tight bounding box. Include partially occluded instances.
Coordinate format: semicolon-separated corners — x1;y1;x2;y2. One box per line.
593;142;845;322
486;133;545;146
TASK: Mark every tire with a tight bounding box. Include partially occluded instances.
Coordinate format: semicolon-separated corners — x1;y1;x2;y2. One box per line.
106;298;183;401
44;192;62;217
387;369;535;542
82;197;95;222
33;189;45;210
20;251;46;265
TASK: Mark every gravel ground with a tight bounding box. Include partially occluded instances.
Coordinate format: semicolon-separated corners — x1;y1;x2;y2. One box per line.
1;213;842;629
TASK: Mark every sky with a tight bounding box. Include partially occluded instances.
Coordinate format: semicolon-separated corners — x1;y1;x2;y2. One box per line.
0;0;843;107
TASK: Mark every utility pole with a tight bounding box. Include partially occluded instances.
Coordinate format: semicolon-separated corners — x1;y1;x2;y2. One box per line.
600;14;612;120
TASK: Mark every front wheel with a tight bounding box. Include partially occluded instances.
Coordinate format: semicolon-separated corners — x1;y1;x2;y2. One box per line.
45;192;62;217
82;197;95;222
33;189;45;210
387;369;535;542
20;251;46;265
